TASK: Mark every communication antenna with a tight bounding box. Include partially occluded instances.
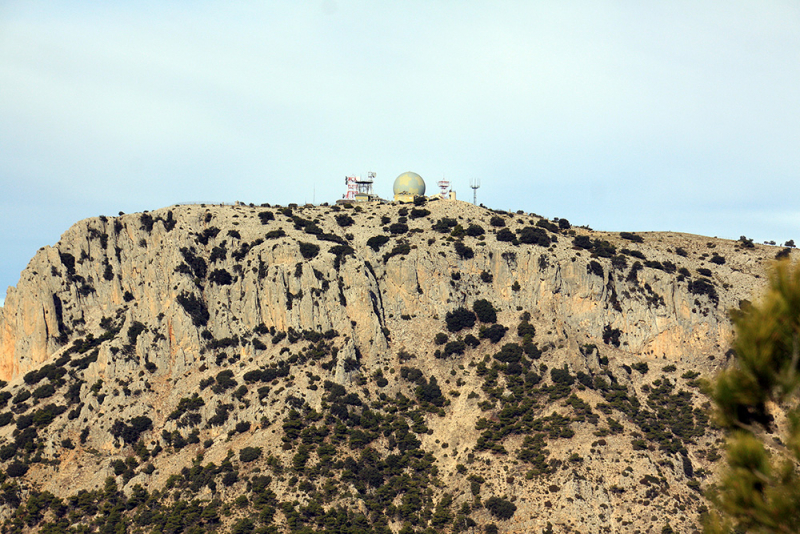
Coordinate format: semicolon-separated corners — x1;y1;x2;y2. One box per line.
437;177;451;200
470;178;481;205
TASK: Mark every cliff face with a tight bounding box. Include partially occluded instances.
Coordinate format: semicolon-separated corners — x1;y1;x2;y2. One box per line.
0;202;759;383
0;200;782;533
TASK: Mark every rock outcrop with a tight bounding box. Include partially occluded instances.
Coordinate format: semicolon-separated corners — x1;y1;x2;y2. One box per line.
0;200;786;533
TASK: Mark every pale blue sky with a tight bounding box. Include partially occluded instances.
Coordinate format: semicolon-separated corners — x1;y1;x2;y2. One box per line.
2;1;799;304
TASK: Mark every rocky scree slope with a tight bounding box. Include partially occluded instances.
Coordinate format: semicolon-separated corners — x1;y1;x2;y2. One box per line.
0;200;788;534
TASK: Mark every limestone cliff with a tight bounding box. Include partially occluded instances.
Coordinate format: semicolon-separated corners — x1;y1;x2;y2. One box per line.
0;200;787;533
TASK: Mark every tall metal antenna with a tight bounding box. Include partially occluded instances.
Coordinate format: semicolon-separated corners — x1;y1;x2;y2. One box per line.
469;178;481;205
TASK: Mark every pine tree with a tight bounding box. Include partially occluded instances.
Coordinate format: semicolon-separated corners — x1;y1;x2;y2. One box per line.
705;260;800;533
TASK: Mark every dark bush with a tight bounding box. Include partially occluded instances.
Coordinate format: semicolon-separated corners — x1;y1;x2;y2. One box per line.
209;269;233;285
177;292;209;327
110;416;153;445
480;324;508;344
603;325;621;347
620;232;644;243
464;334;480;347
536;219;560;233
410;208;430;219
517;319;535;339
551;366;575;386
335;214;354;227
688;278;719;305
493;343;522;364
434;333;449;345
32;383;55;399
496;228;516;242
519;227;550;246
466;224;485;237
214;370;237;392
367;234;390;251
59;252;76;274
383;243;411;262
454;241;474;259
6;461;28;478
558;218;571;230
675;247;688;257
446;308;476;332
433;218;458;232
709;254;726;265
473;299;497;323
587;261;603;277
573;235;592;250
243;370;264;383
389;222;409;235
265;229;285;239
444;340;467;357
127;321;146;345
484;496;517;520
240;446;262;463
489;216;506;228
235;421;251;434
299;242;320;259
697;267;712;277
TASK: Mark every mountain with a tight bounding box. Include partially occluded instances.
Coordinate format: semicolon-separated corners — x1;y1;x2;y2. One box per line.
0;199;788;533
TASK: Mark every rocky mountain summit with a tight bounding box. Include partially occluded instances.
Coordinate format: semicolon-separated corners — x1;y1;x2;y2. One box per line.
0;199;790;533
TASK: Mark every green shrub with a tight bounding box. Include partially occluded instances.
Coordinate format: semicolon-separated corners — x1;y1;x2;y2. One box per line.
473;299;497;323
410;208;430;219
335;214;354;227
465;334;480;347
32;383;55;399
466;224;485;237
454;241;474;259
389;222;408;235
209;269;233;285
444;340;467;357
519;227;550;246
602;325;621;347
587;261;603;277
367;234;390;251
110;416;153;445
493;343;522;364
620;232;644;243
383;243;411;262
446;308;476;332
434;333;449;345
6;461;28;478
176;292;209;327
299;242;320;259
489;216;505;228
240;446;262;462
496;228;515;242
480;324;507;344
433;218;458;232
484;496;516;520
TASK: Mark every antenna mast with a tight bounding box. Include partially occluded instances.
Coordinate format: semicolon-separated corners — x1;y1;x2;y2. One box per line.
469;178;481;205
437;177;451;200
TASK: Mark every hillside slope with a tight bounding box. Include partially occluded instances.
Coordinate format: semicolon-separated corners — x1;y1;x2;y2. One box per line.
0;199;789;533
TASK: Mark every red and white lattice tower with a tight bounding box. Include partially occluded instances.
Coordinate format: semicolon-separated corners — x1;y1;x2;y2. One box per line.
437;178;450;200
344;176;359;200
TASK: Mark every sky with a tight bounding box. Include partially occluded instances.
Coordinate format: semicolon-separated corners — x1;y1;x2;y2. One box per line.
1;1;799;305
